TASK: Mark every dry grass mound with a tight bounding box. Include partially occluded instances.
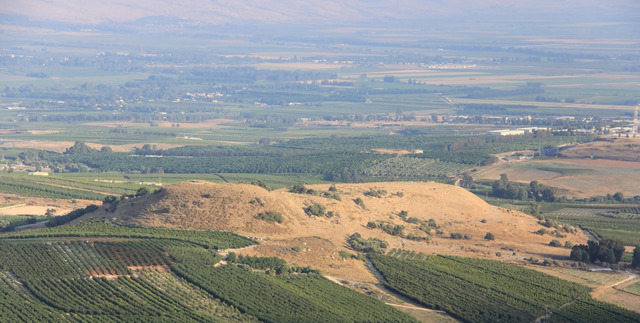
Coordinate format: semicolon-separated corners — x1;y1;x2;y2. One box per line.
77;181;588;281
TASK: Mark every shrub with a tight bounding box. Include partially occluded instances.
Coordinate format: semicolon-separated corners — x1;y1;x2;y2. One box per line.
353;198;365;209
366;221;377;229
549;239;562;247
564;241;573;249
364;188;387;198
227;252;237;262
339;250;357;260
347;233;388;254
463;234;472;240
289;184;307;193
251;180;271;191
135;187;150;197
484;232;495;240
256;211;284;223
381;224;404;237
450;233;463;240
304;203;326;217
406;217;420;224
103;195;118;204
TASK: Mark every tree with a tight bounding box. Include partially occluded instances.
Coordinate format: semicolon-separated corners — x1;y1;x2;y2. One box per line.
571;239;625;264
135;187;150;197
227;252;237;263
613;192;624;202
0;220;10;230
632;246;640;268
570;245;590;262
383;75;396;83
530;202;542;219
541;187;557;202
64;141;97;155
459;173;474;189
101;146;113;153
103;195;118;204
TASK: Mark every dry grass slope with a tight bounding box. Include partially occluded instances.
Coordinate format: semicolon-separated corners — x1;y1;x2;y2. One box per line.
78;181;588;281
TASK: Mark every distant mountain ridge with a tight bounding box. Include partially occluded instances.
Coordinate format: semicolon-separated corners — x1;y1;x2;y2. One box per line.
1;0;638;27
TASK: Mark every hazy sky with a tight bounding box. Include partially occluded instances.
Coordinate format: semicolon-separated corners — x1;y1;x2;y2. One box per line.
2;0;639;26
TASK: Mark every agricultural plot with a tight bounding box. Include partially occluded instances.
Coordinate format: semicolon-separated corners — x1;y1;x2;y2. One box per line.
0;240;220;322
600;207;640;220
547;208;613;218
1;220;257;250
370;254;639;323
172;264;416;323
0;220;416;322
552;297;640;323
624;281;640;295
0;175;107;200
362;156;469;179
551;216;640;246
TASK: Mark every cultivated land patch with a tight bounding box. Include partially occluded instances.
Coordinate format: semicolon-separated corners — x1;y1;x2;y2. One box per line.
474;158;640;198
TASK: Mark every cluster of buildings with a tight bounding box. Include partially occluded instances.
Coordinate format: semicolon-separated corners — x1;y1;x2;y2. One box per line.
487;127;550;136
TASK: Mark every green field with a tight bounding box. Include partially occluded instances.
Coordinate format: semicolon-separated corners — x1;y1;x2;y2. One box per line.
0;220;416;322
370;254;640;323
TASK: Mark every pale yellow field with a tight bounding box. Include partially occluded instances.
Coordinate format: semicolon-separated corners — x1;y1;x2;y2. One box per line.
474;158;640;198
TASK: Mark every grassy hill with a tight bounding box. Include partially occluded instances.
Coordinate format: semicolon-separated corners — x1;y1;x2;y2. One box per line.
76;181;588;281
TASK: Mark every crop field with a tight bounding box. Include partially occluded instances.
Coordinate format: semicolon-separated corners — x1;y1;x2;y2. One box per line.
0;220;416;323
362;157;469;179
551;216;640;246
547;208;613;218
0;173;159;201
370;254;640;323
624;281;640;294
474;158;640;199
532;267;630;289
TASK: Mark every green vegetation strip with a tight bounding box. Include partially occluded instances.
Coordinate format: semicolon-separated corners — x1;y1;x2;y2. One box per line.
0;220;256;250
0;174;107;200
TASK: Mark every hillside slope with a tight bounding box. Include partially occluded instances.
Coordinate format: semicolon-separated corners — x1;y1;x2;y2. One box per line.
78;181;588;281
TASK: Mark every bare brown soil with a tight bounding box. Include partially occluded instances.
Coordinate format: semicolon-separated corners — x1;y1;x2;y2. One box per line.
0;139;186;153
0;193;94;216
0;140;102;153
83;118;236;129
76;181;587;282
